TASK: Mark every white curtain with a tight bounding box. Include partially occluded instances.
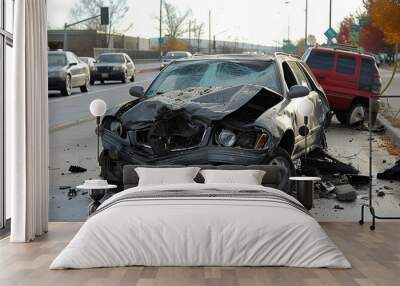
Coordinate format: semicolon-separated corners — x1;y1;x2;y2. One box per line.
7;0;49;242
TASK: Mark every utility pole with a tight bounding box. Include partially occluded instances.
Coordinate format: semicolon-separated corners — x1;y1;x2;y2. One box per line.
329;0;332;29
208;10;211;55
159;0;163;57
188;20;191;48
284;1;290;42
328;0;333;45
305;0;308;48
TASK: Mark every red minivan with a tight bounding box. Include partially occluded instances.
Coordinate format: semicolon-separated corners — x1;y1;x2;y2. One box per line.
303;46;381;126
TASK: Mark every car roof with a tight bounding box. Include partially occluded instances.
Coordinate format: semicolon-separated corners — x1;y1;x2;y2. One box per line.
310;46;375;60
172;53;279;63
99;53;126;56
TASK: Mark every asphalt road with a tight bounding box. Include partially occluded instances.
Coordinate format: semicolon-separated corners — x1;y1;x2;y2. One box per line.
48;67;159;130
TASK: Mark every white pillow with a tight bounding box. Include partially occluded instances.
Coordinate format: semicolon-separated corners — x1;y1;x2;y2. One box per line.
135;167;200;186
200;169;266;185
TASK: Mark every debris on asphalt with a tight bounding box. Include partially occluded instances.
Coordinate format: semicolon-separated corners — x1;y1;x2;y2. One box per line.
69;165;87;173
377;190;386;197
377;160;400;181
303;150;359;175
379;136;400;156
346;174;370;186
59;186;71;190
67;189;77;197
333;205;344;210
334;184;357;202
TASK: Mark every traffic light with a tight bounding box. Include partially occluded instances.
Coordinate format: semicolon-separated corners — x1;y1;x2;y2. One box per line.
101;7;109;25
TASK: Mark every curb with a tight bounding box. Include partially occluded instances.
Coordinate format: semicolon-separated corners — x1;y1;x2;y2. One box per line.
50;116;95;133
377;114;400;147
49;102;127;133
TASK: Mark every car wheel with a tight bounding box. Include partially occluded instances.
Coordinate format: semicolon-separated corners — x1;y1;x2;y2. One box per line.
90;78;95;85
130;73;135;82
80;78;90;93
335;111;348;125
122;71;127;83
61;75;72;96
264;147;295;192
348;103;367;126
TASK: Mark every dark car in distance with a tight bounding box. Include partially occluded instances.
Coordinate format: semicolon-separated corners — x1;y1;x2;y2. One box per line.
99;54;331;189
48;51;90;96
303;46;381;126
91;53;136;85
160;51;192;70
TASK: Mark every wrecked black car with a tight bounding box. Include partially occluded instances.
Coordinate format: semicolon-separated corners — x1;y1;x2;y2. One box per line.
99;54;331;185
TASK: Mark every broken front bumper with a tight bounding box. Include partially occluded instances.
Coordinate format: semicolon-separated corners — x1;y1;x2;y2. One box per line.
101;129;269;166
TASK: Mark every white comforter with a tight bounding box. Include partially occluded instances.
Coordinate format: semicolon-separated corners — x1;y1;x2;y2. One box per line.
50;183;351;269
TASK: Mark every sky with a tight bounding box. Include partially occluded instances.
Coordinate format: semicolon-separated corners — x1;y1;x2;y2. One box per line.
47;0;366;46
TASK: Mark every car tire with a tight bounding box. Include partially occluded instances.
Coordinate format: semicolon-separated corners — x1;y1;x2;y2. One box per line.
264;146;295;193
348;103;367;126
80;79;90;93
61;75;72;97
335;111;348;125
100;80;105;84
90;78;95;85
122;71;127;83
130;73;135;82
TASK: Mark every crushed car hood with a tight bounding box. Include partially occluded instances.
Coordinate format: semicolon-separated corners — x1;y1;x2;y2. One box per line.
121;84;283;128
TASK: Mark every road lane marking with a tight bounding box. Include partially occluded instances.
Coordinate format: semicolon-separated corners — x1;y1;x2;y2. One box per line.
49;79;152;104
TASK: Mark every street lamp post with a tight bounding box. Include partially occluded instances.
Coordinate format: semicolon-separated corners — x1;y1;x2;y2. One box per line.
208;10;211;55
159;0;163;57
284;1;290;42
305;0;308;48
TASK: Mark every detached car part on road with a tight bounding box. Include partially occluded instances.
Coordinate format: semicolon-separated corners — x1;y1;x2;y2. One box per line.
91;53;136;85
99;54;331;190
48;51;90;96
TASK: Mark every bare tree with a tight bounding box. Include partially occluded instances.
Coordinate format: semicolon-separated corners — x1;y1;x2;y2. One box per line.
163;1;191;39
192;22;205;52
69;0;133;46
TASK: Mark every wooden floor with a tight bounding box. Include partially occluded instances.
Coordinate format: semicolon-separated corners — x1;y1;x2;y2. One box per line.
0;222;400;286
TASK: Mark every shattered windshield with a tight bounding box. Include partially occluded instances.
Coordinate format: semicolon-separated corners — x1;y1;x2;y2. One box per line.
146;60;281;96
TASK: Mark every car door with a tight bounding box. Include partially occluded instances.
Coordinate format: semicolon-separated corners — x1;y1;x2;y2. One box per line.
72;52;87;85
66;52;81;87
304;50;337;106
328;53;358;111
281;61;308;156
125;55;134;77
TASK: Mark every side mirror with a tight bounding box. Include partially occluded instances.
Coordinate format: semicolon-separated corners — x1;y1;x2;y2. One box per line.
129;86;145;98
287;85;310;100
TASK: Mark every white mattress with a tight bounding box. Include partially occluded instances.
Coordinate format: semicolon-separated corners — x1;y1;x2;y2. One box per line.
50;183;351;269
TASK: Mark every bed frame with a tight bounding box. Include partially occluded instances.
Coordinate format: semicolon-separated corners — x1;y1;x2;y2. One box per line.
122;165;289;192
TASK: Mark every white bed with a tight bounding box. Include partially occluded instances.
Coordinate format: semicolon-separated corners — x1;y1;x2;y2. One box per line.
50;183;351;269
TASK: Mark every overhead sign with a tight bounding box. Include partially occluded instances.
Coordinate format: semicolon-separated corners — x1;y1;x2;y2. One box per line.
351;24;360;32
324;28;338;41
359;18;369;25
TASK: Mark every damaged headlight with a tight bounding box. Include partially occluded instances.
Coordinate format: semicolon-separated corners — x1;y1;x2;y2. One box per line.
217;129;237;147
109;120;123;137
